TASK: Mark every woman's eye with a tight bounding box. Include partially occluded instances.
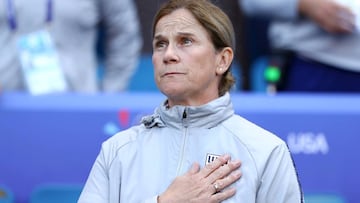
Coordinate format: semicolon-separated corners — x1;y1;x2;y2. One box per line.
154;41;167;49
181;38;193;45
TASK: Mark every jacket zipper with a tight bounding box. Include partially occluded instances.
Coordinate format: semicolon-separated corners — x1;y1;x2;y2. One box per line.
176;108;188;175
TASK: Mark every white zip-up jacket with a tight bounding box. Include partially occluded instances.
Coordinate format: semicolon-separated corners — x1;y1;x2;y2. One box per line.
78;93;303;203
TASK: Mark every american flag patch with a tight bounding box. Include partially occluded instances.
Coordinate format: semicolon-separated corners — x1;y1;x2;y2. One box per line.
205;153;220;165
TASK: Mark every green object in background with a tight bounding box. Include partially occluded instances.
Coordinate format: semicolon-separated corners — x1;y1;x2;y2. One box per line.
264;65;281;83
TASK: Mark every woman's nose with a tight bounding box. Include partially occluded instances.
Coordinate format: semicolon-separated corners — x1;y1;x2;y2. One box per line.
163;44;179;64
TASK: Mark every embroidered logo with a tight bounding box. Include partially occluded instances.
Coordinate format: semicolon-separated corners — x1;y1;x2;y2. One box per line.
205;153;220;165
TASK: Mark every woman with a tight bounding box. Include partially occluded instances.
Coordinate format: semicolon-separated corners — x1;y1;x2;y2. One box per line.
78;0;303;202
0;0;141;93
240;0;360;92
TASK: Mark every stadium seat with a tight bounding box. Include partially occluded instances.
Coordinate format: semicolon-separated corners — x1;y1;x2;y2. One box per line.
127;54;158;91
0;185;14;203
304;193;347;203
230;60;242;92
250;56;268;92
30;184;83;203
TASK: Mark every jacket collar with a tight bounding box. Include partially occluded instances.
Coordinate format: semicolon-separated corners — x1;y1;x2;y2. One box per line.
141;92;234;129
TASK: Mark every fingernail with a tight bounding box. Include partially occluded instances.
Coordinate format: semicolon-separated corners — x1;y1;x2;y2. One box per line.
222;154;231;160
232;170;242;178
231;160;241;166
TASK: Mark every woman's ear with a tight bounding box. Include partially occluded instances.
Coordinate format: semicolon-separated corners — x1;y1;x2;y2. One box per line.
215;47;233;75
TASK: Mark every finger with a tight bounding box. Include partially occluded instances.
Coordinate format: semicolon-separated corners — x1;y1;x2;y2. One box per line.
199;154;231;177
336;8;355;32
186;162;200;175
207;159;241;183
213;170;242;192
212;187;236;202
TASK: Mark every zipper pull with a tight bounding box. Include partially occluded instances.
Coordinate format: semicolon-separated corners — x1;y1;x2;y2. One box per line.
182;109;187;119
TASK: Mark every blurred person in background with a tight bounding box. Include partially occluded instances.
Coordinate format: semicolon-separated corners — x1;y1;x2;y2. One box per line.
78;0;303;202
0;0;142;94
240;0;360;92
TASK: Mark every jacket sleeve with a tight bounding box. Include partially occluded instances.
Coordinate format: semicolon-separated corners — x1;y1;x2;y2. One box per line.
99;0;142;92
256;143;304;203
78;148;110;203
239;0;300;19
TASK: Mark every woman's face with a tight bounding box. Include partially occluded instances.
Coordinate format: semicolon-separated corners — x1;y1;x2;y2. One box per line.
152;8;226;107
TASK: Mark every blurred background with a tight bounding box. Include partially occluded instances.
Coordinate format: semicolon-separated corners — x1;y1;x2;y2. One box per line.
0;0;359;203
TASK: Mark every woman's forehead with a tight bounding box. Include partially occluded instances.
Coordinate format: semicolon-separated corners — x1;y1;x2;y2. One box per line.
155;9;199;32
154;9;207;38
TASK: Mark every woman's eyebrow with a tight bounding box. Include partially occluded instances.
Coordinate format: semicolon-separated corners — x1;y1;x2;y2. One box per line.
177;32;195;37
